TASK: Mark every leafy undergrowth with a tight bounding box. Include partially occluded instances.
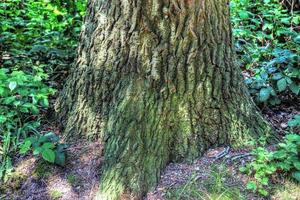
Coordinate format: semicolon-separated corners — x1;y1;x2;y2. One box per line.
0;0;86;179
231;0;300;106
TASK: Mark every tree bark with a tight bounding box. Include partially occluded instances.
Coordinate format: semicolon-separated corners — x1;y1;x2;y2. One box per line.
56;0;273;199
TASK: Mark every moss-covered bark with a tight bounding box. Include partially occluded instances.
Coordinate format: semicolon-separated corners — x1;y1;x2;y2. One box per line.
55;0;273;199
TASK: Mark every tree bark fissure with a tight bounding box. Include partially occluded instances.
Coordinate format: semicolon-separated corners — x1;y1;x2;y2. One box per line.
56;0;272;199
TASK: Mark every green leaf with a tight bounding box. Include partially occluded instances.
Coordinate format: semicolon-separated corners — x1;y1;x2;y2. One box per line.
0;87;5;96
258;188;269;196
259;87;271;102
33;147;42;155
288;115;300;127
41;98;49;107
56;143;68;152
31;106;39;115
293;161;300;170
272;73;283;81
239;166;247;173
8;81;17;91
273;150;287;159
260;177;269;186
285;134;300;141
54;150;66;166
20;140;32;154
290;83;300;95
40;132;60;143
0;115;7;123
41;148;55;163
246;181;257;190
292;171;300;182
42;142;55;149
238;11;250;20
277;78;287;92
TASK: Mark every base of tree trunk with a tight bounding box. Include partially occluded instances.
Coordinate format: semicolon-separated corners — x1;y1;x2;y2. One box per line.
57;74;272;200
55;0;274;199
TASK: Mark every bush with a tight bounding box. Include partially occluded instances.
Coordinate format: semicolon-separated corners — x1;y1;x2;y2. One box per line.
240;115;300;196
0;68;55;180
0;0;86;180
231;0;300;105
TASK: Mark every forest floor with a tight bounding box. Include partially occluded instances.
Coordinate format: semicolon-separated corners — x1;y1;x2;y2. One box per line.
1;96;299;200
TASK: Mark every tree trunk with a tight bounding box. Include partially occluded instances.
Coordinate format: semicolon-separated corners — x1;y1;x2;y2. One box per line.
56;0;272;199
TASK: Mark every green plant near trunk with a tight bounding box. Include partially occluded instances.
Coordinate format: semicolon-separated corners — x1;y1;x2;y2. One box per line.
240;116;300;196
0;68;55;179
0;0;86;180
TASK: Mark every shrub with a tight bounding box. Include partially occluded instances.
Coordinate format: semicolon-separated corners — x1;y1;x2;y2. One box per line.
231;0;300;105
240;115;300;196
0;68;55;180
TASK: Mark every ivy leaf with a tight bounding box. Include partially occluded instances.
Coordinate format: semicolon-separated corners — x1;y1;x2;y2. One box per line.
261;177;269;186
277;78;287;92
0;87;5;96
8;81;17;91
41;98;49;107
239;166;247;172
41;148;55;163
40;132;60;143
272;73;283;80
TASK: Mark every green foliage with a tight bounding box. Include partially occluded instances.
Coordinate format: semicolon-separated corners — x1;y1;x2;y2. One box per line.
0;0;87;73
231;0;300;105
288;114;300;127
240;116;300;196
0;0;86;180
232;0;300;194
19;132;67;165
0;68;55;180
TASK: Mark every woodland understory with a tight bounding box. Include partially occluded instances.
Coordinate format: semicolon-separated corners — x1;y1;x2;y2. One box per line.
0;0;300;199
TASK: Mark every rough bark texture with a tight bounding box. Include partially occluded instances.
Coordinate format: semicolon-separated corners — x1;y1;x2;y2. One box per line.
55;0;272;199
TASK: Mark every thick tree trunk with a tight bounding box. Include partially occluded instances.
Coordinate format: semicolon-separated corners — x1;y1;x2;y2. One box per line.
56;0;272;199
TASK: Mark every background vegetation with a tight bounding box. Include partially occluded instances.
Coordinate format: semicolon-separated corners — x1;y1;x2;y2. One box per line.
0;0;299;198
0;0;87;180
